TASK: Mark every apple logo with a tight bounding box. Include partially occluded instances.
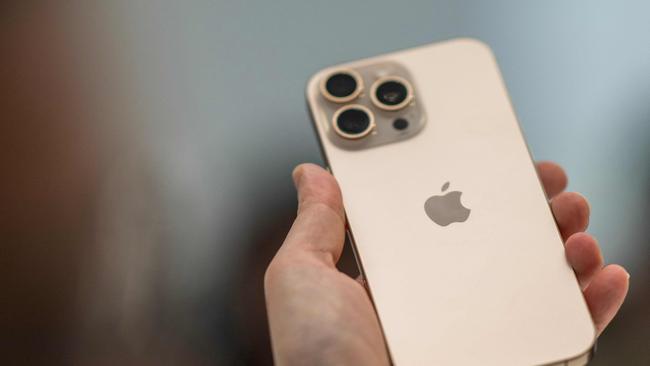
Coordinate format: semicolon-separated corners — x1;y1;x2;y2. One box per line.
424;182;471;226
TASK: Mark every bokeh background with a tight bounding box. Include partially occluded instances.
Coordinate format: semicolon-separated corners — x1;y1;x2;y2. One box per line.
2;1;648;364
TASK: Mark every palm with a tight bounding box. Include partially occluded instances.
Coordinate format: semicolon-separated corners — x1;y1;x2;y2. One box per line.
268;260;387;365
265;163;628;365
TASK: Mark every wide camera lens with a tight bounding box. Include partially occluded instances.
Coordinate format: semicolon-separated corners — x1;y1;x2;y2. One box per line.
321;70;362;103
371;77;413;110
333;105;374;139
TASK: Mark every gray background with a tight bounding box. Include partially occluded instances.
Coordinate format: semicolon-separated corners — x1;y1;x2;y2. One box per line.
2;1;648;364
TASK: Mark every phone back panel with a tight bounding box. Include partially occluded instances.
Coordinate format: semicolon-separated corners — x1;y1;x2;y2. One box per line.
306;39;595;365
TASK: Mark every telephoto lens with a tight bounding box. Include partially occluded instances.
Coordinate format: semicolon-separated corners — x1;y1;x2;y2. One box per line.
371;76;413;111
332;105;375;139
320;70;363;103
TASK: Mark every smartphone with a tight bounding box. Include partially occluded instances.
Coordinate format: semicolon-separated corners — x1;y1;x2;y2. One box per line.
305;39;595;365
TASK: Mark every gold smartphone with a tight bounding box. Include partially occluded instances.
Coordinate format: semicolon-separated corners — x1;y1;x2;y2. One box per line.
306;39;595;365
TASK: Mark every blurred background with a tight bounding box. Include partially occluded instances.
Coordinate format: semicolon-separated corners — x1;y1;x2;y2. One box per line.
1;1;648;364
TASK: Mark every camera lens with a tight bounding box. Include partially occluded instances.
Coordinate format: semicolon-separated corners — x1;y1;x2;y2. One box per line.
371;76;413;111
326;73;357;97
377;81;407;105
320;70;363;103
332;105;375;139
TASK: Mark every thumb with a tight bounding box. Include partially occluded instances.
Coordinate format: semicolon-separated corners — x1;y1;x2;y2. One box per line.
276;163;346;267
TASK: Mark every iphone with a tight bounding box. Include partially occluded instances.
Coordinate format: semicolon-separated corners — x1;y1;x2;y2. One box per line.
305;39;595;365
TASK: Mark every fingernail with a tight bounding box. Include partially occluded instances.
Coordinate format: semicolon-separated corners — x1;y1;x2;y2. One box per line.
625;271;630;281
292;165;304;188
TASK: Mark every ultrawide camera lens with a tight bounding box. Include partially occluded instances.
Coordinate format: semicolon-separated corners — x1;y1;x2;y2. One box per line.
320;70;363;103
332;105;375;139
371;76;413;111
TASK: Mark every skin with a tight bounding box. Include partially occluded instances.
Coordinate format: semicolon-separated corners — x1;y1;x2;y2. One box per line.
265;162;629;366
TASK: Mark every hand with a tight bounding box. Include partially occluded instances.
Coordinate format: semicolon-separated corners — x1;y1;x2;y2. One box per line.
264;163;629;365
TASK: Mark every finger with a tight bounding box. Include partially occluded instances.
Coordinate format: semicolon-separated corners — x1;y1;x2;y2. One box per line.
583;264;629;335
536;161;568;199
276;163;346;267
551;192;590;240
565;233;603;289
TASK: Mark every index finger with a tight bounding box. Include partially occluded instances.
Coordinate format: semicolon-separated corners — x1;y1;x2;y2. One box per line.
536;161;568;198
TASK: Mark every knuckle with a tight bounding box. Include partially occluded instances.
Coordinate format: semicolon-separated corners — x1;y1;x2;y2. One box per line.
299;200;345;224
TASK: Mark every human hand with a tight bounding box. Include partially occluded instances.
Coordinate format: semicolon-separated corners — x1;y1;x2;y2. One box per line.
265;162;629;365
